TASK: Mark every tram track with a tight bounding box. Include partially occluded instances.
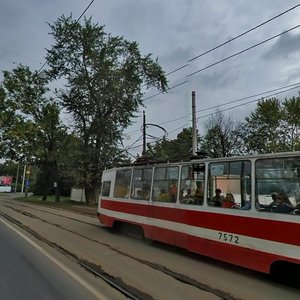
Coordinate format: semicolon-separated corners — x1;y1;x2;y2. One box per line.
2;199;98;226
1;201;239;300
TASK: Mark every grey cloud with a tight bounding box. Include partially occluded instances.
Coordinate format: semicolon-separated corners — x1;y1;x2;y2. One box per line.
263;31;300;60
191;65;240;90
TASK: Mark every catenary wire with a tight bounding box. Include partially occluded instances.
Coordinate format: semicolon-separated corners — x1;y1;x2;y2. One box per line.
126;81;300;136
143;80;188;101
188;3;300;62
197;81;300;113
36;0;95;74
133;84;300;151
157;83;300;126
126;82;300;154
197;84;300;120
143;23;300;102
188;23;300;77
156;3;300;80
126;4;300;154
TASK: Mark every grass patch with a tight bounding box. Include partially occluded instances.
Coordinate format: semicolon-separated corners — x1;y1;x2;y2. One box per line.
15;195;71;204
13;194;98;213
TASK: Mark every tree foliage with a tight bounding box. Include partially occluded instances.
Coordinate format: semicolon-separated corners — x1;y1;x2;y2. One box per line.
0;65;67;200
145;128;197;161
241;97;300;153
281;96;300;151
201;110;242;157
45;15;168;203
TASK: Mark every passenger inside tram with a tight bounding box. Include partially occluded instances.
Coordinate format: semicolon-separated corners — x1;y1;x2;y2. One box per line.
222;193;236;208
212;188;224;207
142;183;150;199
158;188;168;201
194;181;204;204
267;192;278;210
182;188;194;204
271;192;294;213
169;179;178;202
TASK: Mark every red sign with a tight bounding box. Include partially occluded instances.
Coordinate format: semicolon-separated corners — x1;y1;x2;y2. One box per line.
0;176;13;186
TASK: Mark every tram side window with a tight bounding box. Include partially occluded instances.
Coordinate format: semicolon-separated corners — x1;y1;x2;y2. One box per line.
256;157;300;214
113;169;132;198
131;168;152;200
179;164;205;205
101;181;111;197
152;166;179;202
207;161;251;209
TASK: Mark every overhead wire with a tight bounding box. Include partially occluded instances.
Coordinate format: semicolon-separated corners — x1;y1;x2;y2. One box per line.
197;83;300;120
196;81;300;113
143;80;188;101
36;0;95;74
143;3;300;97
125;3;300;154
188;3;300;62
127;81;300;136
144;83;300;145
161;3;300;77
188;23;300;77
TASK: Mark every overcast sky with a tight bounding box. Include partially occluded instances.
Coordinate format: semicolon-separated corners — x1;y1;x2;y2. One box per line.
1;0;300;157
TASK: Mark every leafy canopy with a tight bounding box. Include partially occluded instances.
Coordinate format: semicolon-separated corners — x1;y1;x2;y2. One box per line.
45;15;168;202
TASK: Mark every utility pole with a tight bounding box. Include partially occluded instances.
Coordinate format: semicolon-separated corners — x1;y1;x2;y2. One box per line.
21;165;26;193
15;162;20;193
142;110;146;156
192;91;197;156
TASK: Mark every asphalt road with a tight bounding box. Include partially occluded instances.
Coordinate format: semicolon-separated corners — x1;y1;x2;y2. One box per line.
0;195;299;300
0;218;103;300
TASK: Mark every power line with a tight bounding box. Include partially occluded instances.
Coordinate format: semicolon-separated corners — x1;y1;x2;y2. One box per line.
143;80;188;101
165;64;189;76
75;0;95;22
196;81;300;113
188;23;300;77
168;123;190;135
149;3;300;84
188;3;300;62
127;81;300;135
197;84;300;120
159;82;300;126
129;84;300;149
36;0;95;74
143;21;300;102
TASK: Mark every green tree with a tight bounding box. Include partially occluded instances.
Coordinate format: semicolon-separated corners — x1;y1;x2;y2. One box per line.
281;96;300;151
201;110;242;158
0;65;67;200
145;127;198;161
241;97;300;153
241;98;283;153
46;15;167;203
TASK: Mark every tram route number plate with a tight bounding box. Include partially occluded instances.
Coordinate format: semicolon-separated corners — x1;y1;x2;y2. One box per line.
218;232;239;244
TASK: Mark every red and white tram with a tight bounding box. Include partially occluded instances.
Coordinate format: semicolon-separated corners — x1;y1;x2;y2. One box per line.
97;151;300;274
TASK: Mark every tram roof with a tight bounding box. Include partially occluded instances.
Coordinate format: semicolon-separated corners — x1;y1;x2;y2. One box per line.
106;150;300;170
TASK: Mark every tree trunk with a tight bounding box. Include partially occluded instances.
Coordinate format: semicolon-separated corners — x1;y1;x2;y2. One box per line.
42;193;47;201
84;185;100;205
54;181;60;202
